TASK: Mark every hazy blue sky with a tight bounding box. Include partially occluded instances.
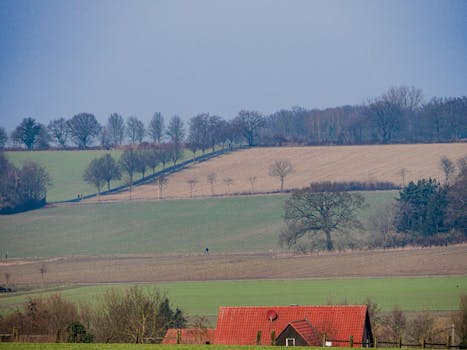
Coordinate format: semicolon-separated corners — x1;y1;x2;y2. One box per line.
0;0;466;132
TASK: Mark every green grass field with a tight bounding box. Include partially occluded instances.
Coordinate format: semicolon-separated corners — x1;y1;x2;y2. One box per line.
5;150;197;202
0;192;396;258
6;150;124;202
1;276;465;318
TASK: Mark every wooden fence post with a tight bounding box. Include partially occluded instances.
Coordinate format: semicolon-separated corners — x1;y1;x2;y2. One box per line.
256;330;262;345
323;333;327;347
176;329;181;344
12;327;18;342
374;336;377;348
398;336;402;348
447;335;451;349
422;338;425;348
350;335;354;347
271;330;276;346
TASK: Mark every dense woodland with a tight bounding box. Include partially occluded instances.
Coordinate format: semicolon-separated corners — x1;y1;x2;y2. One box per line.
0;86;466;151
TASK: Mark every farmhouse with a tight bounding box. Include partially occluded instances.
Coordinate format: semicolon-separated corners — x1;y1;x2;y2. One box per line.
163;305;373;347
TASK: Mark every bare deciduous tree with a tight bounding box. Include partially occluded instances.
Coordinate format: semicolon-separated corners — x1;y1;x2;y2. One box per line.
223;177;233;195
48;118;70;148
232;110;265;146
407;312;436;344
92;286;183;344
186;177;199;198
453;294;467;348
126;116;145;145
120;148;138;198
398;168;408;187
156;175;169;200
366;202;398;248
148;112;165;144
68;113;101;149
207;172;217;196
381;305;407;342
281;185;365;251
107;113;125;147
440;156;456;186
4;272;11;286
39;263;48;281
248;176;257;194
269;159;294;192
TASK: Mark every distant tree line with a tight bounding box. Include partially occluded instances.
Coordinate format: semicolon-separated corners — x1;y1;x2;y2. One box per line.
0;153;50;214
0;286;186;344
281;156;467;253
1;86;465;151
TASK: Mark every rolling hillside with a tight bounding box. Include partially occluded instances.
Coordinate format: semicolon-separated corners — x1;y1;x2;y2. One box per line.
98;143;466;201
0;192;395;258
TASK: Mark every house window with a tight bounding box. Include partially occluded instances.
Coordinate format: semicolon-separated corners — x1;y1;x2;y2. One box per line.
286;338;296;347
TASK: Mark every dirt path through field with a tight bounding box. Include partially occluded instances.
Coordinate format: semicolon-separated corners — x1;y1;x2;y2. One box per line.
2;245;466;285
93;143;466;201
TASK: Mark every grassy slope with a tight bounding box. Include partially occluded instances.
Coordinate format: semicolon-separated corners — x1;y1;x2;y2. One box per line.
6;150;196;202
0;192;396;258
7;150;123;202
1;276;465;317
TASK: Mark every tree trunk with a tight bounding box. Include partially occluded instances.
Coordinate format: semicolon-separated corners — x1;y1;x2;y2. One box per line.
325;229;333;251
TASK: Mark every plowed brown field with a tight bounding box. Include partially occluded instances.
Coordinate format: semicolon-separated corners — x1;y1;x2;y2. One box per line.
96;143;466;201
1;245;466;284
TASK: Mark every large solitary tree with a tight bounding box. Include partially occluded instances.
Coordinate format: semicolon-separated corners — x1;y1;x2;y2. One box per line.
281;185;365;251
68;113;101;149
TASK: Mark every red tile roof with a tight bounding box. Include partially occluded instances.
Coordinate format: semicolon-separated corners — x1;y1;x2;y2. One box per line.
162;328;215;344
214;305;368;346
286;319;321;346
